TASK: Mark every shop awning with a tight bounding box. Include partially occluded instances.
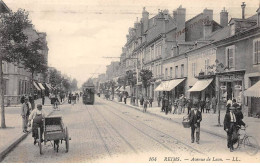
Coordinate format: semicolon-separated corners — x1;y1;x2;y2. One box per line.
33;82;41;91
188;78;213;92
38;83;45;90
244;80;260;97
155;78;185;91
125;86;131;94
119;86;125;91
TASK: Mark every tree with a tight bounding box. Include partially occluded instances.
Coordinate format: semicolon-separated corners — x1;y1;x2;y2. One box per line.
49;68;62;88
21;38;48;94
140;69;153;97
0;9;31;128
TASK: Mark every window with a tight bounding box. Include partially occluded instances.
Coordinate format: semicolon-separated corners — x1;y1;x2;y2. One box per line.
192;63;196;76
226;46;235;69
3;79;8;95
158;45;162;57
253;39;260;64
151;46;154;60
165;68;168;79
181;64;184;77
170;67;173;78
175;66;178;78
205;59;209;74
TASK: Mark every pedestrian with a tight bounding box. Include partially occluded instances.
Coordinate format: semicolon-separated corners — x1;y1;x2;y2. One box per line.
72;94;76;105
143;98;148;113
29;94;35;110
200;99;205;113
178;94;185;114
140;95;144;105
224;106;237;152
232;99;246;127
124;93;127;104
41;92;45;105
187;99;192;115
168;101;172;113
205;97;211;113
161;96;165;112
68;92;72;104
188;104;202;144
164;97;169;115
21;97;31;133
28;104;45;145
173;99;178;114
20;95;25;104
157;95;161;107
211;96;217;113
149;97;153;107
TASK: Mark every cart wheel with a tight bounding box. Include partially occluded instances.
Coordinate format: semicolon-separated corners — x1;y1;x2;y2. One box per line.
38;128;42;155
65;127;69;153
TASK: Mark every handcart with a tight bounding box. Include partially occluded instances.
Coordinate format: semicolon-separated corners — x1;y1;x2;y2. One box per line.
37;117;70;154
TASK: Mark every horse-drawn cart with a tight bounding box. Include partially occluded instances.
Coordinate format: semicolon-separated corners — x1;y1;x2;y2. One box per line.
37;117;70;154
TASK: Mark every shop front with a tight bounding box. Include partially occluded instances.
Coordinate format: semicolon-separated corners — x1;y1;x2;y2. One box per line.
154;78;186;103
244;76;260;117
188;77;215;104
216;71;245;109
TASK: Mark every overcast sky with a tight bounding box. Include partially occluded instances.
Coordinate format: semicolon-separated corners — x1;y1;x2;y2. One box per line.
4;0;260;86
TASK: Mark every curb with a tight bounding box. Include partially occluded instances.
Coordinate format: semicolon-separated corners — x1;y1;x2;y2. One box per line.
110;99;227;139
0;108;55;162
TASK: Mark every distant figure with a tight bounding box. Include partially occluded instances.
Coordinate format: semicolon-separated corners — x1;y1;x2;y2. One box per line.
200;99;205;113
205;97;211;113
173;99;178;114
41;92;45;105
157;95;161;107
143;98;148;113
211;96;217;114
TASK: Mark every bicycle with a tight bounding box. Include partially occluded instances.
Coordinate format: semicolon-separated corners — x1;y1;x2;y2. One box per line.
233;125;259;156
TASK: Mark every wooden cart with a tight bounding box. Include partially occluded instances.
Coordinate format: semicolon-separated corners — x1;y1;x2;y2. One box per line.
37;117;70;154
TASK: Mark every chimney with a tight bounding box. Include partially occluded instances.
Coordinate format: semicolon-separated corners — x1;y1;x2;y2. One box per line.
142;7;149;32
241;2;246;19
176;6;186;41
203;8;213;21
173;10;177;21
203;24;212;39
220;8;228;27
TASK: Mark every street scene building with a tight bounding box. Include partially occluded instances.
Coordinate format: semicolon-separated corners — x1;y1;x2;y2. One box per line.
0;0;260;163
98;2;260;118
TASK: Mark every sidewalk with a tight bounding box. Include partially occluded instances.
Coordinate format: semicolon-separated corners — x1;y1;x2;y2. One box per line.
112;97;260;142
0;97;64;161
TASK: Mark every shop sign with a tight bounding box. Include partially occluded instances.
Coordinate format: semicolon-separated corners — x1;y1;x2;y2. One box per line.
219;74;243;81
220;86;226;90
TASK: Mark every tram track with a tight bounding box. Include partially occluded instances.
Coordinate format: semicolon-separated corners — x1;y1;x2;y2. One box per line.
85;105;112;157
90;104;138;154
101;100;207;156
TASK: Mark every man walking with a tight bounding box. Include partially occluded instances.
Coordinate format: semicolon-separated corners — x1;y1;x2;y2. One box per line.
188;105;202;144
224;106;237;152
21;97;31;133
211;96;217;113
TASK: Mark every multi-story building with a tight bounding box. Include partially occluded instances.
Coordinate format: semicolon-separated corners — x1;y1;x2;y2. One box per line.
1;0;49;104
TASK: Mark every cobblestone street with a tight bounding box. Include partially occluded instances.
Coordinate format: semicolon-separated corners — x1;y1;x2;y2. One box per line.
2;97;259;163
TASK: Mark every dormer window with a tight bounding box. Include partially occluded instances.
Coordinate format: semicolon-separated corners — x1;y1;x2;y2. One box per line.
230;23;235;35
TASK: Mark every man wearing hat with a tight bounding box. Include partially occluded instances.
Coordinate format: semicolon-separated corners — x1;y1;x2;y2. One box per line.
224;106;237;152
21;97;31;133
28;104;46;144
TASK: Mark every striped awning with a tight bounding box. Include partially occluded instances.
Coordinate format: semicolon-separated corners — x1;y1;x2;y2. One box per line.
244;80;260;97
155;78;185;91
38;83;45;90
188;78;213;92
33;82;41;91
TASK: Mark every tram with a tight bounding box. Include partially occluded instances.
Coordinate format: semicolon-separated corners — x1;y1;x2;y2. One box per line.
82;81;95;105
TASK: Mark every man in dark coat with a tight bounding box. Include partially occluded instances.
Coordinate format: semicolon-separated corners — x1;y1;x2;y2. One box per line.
188;105;202;144
224;106;237;152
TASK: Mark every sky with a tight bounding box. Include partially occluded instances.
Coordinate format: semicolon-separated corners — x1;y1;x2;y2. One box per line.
3;0;260;86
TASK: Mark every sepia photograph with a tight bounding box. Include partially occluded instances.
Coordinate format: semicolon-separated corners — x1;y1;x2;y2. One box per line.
0;0;259;163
